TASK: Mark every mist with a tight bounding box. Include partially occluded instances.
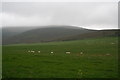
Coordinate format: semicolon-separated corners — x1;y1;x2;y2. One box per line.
1;2;118;30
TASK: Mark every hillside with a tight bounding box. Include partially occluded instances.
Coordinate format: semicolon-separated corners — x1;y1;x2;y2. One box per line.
2;26;119;45
54;29;119;41
2;27;35;40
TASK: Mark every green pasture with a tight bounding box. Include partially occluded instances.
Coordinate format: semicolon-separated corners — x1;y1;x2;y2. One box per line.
2;37;118;78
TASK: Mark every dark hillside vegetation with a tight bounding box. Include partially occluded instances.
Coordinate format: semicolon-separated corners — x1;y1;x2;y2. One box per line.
2;26;119;45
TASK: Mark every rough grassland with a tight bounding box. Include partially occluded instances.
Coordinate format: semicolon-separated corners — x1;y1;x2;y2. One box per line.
3;37;118;78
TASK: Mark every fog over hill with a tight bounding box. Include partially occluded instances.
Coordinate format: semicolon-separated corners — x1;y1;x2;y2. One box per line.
2;25;91;44
1;2;118;30
2;25;119;45
2;25;90;39
2;27;36;40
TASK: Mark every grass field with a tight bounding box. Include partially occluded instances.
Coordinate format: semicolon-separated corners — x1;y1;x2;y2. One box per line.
2;37;118;78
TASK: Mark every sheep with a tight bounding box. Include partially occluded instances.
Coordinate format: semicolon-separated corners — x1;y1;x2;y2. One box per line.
76;52;83;56
66;52;70;54
80;52;83;55
38;51;41;53
51;52;54;54
106;53;110;56
50;51;54;55
28;50;31;53
31;51;35;53
111;42;115;44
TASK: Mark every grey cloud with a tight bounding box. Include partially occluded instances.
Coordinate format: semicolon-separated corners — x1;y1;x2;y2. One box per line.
1;2;118;30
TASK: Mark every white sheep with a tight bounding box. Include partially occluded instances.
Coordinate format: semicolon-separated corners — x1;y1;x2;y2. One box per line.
51;52;54;54
66;52;70;54
111;42;115;44
28;50;31;53
31;51;35;53
38;51;41;53
80;52;83;55
106;53;110;56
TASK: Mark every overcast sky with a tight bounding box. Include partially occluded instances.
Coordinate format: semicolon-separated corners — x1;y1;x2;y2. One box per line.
0;1;118;30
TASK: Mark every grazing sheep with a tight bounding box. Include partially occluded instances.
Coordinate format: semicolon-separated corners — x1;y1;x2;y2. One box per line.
51;52;54;54
111;42;115;44
106;53;110;56
66;52;70;54
38;51;41;53
31;51;35;53
80;52;83;55
28;50;31;53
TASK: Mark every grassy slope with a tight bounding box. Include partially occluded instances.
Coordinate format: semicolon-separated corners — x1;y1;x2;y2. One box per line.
3;37;118;78
0;46;2;79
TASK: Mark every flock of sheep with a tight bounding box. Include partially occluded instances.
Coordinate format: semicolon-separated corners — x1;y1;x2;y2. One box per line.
27;50;83;55
27;50;111;56
26;42;115;56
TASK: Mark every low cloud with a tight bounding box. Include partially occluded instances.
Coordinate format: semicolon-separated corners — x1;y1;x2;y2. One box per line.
1;2;118;30
1;13;53;27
